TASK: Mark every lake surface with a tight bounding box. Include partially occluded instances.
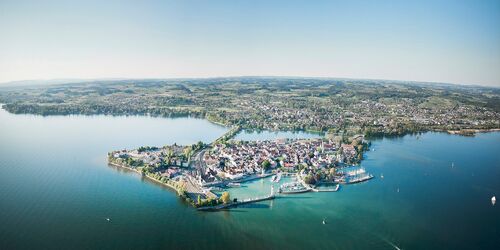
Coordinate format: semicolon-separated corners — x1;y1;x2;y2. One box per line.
0;107;499;250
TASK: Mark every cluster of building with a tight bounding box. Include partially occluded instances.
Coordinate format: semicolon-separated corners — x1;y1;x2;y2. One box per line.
209;96;500;135
202;138;360;181
110;145;188;178
348;99;499;129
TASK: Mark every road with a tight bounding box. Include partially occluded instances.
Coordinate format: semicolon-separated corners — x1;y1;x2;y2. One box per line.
185;147;218;200
191;147;209;177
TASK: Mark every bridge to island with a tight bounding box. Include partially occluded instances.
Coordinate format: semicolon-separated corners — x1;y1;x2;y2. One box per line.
210;126;241;146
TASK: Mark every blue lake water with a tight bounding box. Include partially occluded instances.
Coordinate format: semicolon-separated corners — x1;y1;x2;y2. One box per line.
0;106;499;249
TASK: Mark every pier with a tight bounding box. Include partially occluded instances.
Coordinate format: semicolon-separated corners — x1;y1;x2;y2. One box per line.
311;184;340;192
198;185;277;211
197;194;275;211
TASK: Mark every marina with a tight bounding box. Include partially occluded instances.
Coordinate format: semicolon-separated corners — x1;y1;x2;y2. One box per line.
279;181;311;194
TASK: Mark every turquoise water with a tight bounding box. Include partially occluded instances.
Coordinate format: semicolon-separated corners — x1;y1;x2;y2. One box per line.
0;107;499;249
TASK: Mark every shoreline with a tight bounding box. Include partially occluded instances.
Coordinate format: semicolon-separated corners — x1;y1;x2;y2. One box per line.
2;104;498;139
447;128;500;136
108;162;184;196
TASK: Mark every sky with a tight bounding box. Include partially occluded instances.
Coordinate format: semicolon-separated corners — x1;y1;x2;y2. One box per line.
0;0;499;86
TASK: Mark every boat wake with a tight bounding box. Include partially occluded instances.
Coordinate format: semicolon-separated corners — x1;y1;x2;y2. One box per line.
382;238;402;250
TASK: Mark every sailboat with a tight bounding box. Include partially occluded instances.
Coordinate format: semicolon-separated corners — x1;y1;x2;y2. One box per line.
492;196;496;206
322;218;326;225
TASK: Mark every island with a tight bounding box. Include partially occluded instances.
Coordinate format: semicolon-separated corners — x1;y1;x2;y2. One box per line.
107;128;371;210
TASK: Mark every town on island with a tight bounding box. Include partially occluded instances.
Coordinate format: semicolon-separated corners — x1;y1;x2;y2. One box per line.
108;126;374;210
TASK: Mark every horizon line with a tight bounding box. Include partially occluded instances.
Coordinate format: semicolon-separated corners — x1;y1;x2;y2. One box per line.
0;75;498;89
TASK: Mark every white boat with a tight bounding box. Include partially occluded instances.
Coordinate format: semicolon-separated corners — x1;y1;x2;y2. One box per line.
345;168;366;176
274;173;282;182
270;173;282;183
207;186;223;192
492;196;496;205
270;175;277;182
227;182;241;188
347;173;373;184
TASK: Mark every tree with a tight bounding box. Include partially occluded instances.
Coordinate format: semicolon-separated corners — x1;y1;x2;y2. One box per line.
197;195;202;206
262;160;271;170
329;168;336;176
221;191;231;204
183;147;192;158
304;174;316;185
315;172;322;182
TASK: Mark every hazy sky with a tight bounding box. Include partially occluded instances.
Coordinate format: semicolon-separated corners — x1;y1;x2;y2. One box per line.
1;0;499;86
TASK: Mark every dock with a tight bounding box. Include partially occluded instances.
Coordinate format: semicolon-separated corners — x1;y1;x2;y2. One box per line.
311;184;340;192
197;194;275;211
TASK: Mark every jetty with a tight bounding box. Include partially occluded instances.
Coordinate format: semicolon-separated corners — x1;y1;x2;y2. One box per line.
197;194;275;211
347;173;374;184
198;186;277;211
311;184;340;192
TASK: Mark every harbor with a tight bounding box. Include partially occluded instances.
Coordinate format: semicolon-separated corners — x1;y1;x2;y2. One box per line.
201;166;373;210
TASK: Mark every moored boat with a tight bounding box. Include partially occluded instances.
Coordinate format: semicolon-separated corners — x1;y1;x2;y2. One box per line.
227;182;241;188
347;173;374;184
270;175;277;182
